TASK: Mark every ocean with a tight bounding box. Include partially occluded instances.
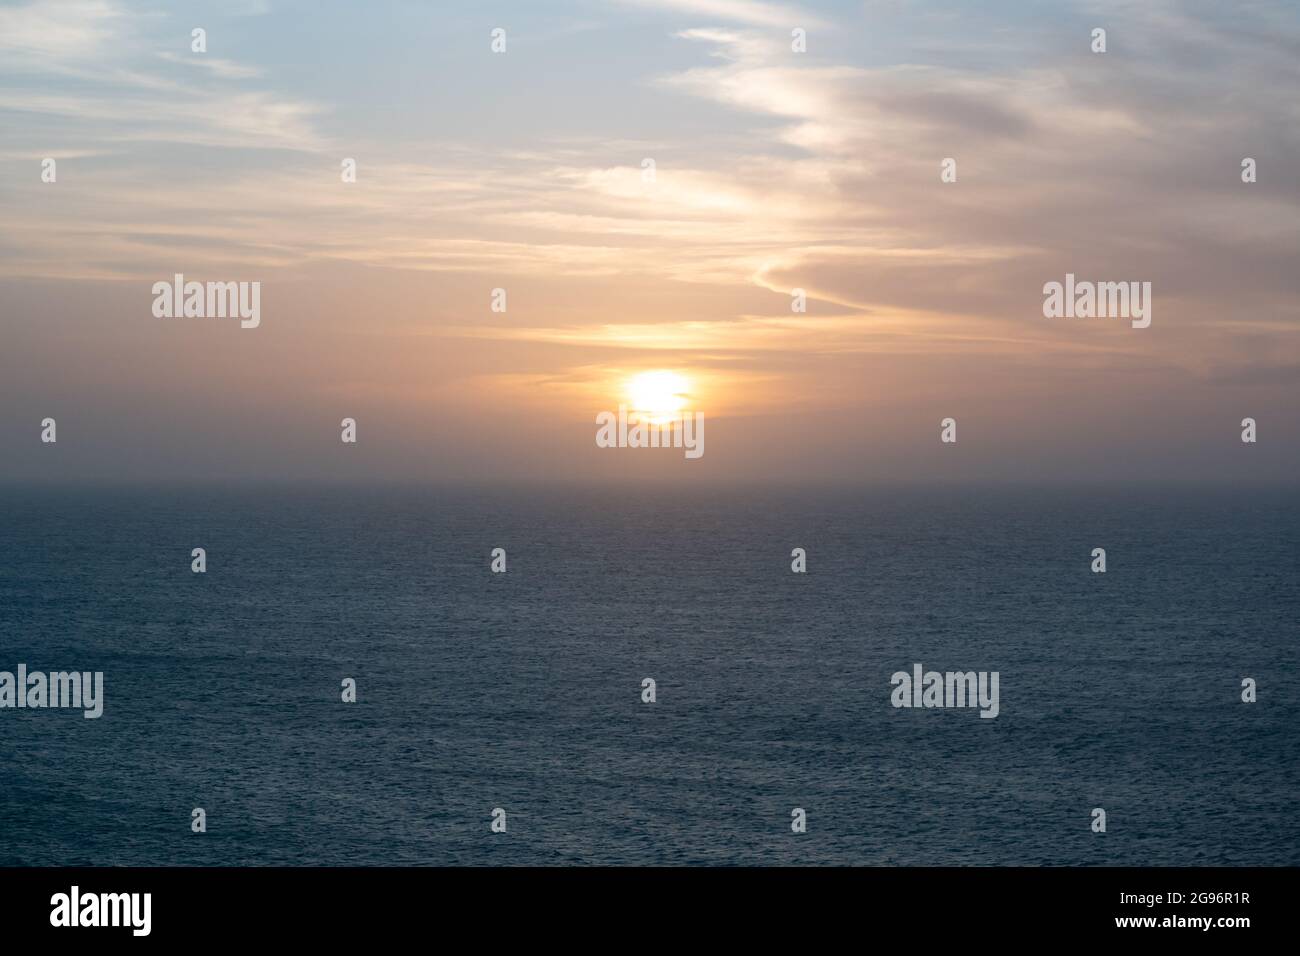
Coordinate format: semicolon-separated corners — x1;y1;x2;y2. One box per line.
1;483;1296;865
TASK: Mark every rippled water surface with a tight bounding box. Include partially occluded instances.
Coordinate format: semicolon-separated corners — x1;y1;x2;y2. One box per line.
1;484;1295;865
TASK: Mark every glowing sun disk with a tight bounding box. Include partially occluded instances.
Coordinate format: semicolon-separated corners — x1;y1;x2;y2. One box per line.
626;369;690;423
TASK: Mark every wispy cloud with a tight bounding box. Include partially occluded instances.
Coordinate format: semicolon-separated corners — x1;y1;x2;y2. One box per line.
2;0;1297;381
0;0;122;59
157;52;264;80
0;0;324;152
615;0;825;30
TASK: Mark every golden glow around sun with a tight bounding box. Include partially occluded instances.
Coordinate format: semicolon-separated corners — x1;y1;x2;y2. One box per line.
626;369;691;423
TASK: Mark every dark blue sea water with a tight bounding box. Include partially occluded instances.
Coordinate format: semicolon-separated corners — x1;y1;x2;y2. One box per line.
0;484;1296;866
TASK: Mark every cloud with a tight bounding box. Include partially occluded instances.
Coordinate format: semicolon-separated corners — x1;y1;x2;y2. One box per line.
2;0;1296;385
646;15;1300;346
157;52;264;79
0;0;122;59
616;0;825;30
2;0;1298;482
0;1;324;153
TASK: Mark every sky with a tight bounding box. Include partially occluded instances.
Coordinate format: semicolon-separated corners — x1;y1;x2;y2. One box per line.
0;0;1297;484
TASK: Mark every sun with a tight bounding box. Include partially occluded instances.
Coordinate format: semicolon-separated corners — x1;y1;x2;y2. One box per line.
626;369;691;424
